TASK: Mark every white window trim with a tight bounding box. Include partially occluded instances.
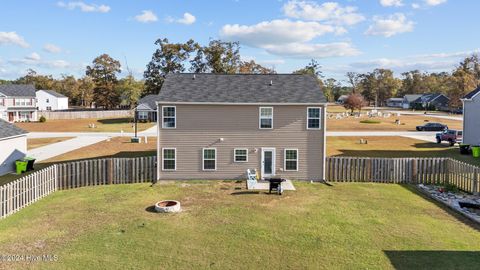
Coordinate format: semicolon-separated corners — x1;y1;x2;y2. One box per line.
259;107;273;129
307;107;322;130
162;148;176;171
284;148;299;172
202;148;217;171
234;148;249;163
138;111;148;120
162;105;176;129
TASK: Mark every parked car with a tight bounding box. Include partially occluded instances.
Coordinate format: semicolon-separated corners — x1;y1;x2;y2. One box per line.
416;123;448;131
436;129;463;146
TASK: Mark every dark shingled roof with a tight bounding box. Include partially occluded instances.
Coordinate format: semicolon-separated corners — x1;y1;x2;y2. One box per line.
39;89;67;98
158;73;326;104
464;86;480;100
137;94;160;110
0;119;28;139
0;84;36;97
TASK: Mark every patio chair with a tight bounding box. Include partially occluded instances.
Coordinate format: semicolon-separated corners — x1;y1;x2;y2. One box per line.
246;169;257;189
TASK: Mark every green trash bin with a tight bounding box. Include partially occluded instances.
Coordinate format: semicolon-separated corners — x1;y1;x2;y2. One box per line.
472;146;480;158
15;159;28;174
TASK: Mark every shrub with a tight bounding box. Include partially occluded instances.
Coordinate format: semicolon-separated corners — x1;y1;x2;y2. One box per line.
360;119;381;124
39;116;46;123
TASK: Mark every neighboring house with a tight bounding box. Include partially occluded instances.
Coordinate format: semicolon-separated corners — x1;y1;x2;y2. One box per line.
386;98;403;108
462;86;480;146
135;94;160;122
411;93;450;111
36;90;69;111
402;94;422;109
0;119;28;176
336;95;349;104
0;84;37;122
156;73;327;181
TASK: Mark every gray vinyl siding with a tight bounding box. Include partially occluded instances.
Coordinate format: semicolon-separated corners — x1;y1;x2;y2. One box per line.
157;104;326;181
463;97;480;145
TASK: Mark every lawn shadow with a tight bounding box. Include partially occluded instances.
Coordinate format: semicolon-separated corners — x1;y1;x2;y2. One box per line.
145;205;157;213
399;184;480;231
97;118;133;124
231;191;261;195
384;250;480;270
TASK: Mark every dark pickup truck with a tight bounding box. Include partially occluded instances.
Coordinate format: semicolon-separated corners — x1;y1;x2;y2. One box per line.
436;129;463;146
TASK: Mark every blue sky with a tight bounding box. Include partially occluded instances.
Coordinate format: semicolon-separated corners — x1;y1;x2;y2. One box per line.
0;0;478;82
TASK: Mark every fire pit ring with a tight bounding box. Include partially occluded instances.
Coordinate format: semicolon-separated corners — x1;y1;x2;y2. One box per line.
155;200;181;213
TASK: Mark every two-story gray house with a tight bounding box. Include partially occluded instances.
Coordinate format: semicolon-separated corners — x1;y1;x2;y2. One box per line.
156;73;327;181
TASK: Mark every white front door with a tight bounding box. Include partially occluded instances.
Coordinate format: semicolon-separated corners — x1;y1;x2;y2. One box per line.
261;148;276;179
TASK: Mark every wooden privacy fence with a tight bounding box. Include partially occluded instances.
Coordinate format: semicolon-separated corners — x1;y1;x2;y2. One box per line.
56;156;156;189
0;156;156;219
38;110;132;120
326;157;480;194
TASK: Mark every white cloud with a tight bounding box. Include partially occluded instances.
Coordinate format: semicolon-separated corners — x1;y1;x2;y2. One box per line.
380;0;403;7
43;43;62;53
221;19;337;47
25;52;41;61
282;0;365;26
263;42;360;58
178;12;196;25
411;3;421;9
134;10;158;23
425;0;447;6
57;1;110;13
220;19;359;59
0;32;29;48
365;13;414;37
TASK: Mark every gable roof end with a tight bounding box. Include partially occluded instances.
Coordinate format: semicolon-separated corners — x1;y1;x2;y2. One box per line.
463;86;480;100
38;89;67;98
0;119;28;139
157;73;327;104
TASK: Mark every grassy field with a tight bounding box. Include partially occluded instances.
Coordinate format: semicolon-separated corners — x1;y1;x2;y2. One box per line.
0;182;479;269
327;114;462;131
15;118;155;133
327;136;480;166
43;136;157;163
27;137;74;150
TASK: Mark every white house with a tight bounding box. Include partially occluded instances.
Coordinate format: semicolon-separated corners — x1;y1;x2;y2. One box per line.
0;119;28;176
36;90;69;111
0;84;37;122
462;86;480;146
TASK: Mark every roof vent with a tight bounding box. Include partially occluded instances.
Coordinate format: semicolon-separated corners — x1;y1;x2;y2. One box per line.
269;80;273;86
192;74;196;80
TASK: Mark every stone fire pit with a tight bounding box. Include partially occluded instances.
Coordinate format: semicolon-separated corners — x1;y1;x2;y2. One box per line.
155;200;181;213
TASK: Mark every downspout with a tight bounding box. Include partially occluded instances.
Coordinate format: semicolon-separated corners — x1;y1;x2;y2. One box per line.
155;102;161;184
322;103;328;182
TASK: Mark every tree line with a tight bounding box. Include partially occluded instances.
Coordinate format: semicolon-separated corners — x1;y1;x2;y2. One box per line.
1;37;479;110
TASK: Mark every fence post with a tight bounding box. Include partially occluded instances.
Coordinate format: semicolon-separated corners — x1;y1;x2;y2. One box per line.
108;159;113;185
474;169;479;195
411;159;417;184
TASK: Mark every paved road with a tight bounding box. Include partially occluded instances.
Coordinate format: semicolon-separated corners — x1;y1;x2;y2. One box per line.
28;136;109;162
387;110;463;121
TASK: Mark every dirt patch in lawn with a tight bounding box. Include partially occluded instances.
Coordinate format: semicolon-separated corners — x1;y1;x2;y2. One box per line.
16;118;155;133
42;136;156;163
27;137;74;150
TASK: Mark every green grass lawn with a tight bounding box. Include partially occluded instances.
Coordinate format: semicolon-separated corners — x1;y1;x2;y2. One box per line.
1;181;479;269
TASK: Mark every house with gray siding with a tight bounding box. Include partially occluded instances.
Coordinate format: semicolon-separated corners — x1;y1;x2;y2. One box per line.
156;73;327;181
462;86;480;146
135;94;160;122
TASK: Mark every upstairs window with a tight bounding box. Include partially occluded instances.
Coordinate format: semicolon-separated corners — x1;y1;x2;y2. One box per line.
284;149;298;171
259;107;273;129
307;107;321;130
162;106;176;128
203;148;217;171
